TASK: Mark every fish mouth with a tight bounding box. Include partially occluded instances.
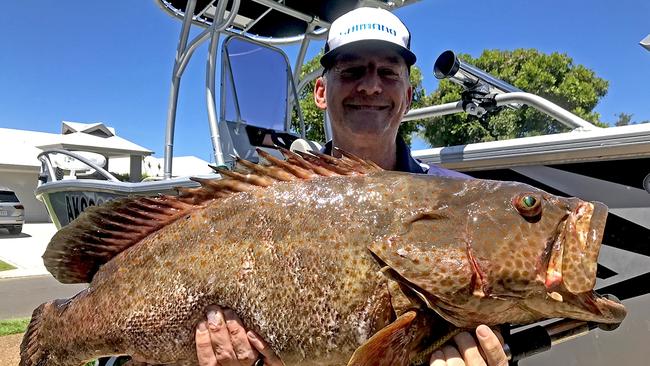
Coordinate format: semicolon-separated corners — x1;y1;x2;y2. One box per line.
540;201;626;323
544;201;608;294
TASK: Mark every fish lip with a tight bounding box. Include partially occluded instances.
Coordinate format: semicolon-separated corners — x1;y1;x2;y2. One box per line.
565;201;608;291
572;200;607;258
564;290;627;324
592;291;627;323
584;201;608;260
539;216;567;289
542;201;608;292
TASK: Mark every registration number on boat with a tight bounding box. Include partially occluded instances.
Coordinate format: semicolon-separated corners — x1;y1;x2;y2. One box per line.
0;210;7;216
65;193;113;222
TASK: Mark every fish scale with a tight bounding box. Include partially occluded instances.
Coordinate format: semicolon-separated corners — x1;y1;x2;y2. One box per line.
20;149;626;366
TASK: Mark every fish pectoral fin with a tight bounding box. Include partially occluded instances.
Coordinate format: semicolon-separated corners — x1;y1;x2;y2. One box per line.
386;278;413;316
347;310;431;366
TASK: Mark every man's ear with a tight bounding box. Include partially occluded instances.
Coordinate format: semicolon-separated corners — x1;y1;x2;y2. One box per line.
405;84;414;113
314;77;327;110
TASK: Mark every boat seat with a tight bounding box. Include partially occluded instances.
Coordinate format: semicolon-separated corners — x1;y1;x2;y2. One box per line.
289;139;322;154
226;120;299;163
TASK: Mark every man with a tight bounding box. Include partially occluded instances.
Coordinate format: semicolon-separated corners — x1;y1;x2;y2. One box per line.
314;7;468;179
195;7;507;366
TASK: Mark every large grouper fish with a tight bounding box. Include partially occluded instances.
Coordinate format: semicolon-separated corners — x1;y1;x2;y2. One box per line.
21;148;626;366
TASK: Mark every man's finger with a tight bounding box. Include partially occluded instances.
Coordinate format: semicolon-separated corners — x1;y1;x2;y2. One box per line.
475;325;508;366
223;308;259;364
195;321;217;366
453;331;486;366
441;345;466;366
429;349;448;366
247;331;284;366
206;306;238;366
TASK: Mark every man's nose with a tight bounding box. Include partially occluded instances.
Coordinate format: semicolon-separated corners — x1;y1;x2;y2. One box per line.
356;71;382;95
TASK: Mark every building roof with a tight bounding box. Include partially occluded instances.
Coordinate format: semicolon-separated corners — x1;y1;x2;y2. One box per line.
61;121;116;137
0;142;43;171
0;125;153;171
36;132;152;157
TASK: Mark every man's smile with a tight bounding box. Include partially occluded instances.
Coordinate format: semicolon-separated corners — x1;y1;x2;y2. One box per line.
344;103;390;110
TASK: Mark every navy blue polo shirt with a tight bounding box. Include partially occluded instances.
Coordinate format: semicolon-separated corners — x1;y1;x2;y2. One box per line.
322;136;472;179
322;135;427;174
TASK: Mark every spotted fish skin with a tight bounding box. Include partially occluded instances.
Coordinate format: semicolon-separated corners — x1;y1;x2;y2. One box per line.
21;152;625;366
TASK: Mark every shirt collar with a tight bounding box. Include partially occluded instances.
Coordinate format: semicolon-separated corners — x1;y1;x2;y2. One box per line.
322;135;426;174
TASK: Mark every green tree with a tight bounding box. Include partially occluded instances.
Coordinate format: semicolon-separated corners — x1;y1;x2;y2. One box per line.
613;112;650;126
615;112;633;126
290;53;325;143
421;49;609;147
290;52;428;145
400;65;428;145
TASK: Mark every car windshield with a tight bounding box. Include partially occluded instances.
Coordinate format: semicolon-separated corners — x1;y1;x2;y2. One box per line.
0;191;19;203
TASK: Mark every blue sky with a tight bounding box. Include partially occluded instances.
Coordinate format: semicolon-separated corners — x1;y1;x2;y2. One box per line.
1;0;649;161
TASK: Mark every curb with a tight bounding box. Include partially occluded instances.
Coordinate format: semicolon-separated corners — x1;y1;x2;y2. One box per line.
0;264;50;280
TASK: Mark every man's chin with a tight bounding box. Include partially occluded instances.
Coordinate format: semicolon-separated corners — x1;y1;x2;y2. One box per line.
345;109;392;124
344;121;390;137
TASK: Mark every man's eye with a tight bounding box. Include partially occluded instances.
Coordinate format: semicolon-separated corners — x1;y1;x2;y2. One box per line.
340;67;364;78
379;68;399;78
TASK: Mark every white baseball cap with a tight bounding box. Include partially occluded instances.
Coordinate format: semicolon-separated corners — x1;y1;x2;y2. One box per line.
320;7;416;69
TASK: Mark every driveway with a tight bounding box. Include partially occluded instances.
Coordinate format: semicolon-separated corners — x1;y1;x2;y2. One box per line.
0;275;86;319
0;223;56;278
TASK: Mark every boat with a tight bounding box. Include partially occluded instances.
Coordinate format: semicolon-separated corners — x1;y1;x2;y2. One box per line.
35;149;205;228
35;0;648;364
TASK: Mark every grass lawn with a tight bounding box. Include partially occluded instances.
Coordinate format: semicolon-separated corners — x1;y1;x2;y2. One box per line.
0;317;30;336
0;260;16;271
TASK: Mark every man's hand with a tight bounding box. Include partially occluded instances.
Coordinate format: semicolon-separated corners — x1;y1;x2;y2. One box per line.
195;305;283;366
430;325;507;366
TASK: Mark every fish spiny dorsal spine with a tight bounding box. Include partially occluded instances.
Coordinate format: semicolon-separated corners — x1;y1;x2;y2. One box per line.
43;148;381;284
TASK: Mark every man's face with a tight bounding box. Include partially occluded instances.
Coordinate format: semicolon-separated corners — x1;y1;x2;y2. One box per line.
315;45;413;140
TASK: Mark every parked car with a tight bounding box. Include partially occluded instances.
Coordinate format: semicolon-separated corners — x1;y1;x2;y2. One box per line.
0;188;24;234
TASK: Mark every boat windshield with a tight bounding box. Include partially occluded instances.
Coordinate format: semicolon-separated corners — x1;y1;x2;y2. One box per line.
223;36;290;133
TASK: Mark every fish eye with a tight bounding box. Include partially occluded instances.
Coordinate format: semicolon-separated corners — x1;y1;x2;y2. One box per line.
513;194;542;219
522;196;536;208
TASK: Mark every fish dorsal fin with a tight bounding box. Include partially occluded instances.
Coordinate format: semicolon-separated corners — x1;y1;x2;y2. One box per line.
44;148;381;284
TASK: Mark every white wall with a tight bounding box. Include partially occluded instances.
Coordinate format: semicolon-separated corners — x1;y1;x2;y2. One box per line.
0;167;50;223
110;156;213;178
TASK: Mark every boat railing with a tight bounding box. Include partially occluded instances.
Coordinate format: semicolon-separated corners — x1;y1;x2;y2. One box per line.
156;0;420;177
403;91;598;131
403;50;598;131
161;0;311;176
37;149;120;184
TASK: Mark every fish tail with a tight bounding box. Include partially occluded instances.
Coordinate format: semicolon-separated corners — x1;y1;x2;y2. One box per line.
20;298;81;366
20;301;52;366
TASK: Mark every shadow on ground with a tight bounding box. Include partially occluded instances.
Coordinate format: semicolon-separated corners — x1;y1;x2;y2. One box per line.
0;231;32;239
